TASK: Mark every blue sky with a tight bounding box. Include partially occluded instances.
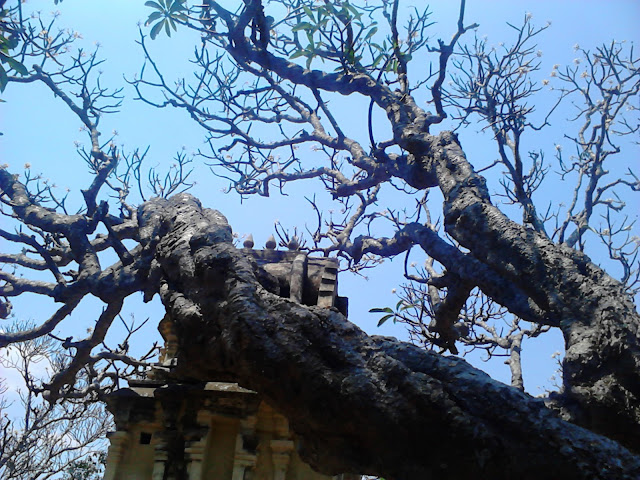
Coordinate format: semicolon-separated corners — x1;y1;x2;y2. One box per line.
1;0;639;394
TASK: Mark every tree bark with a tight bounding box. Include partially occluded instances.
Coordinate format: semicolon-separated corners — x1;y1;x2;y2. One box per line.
401;131;640;451
137;194;640;480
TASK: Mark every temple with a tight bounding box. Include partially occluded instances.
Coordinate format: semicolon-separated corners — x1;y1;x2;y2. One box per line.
102;245;360;480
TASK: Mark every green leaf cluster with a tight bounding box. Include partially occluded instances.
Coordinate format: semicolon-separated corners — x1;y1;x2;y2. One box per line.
289;1;378;71
0;7;28;92
369;300;411;327
145;0;188;40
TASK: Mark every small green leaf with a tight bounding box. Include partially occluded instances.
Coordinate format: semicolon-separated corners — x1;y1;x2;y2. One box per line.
363;26;378;42
369;307;393;314
169;0;186;13
323;3;337;15
0;50;26;77
145;1;163;9
371;53;385;68
302;5;314;19
6;34;19;50
292;22;314;33
164;19;172;36
150;20;164;40
345;3;362;20
289;49;306;60
377;314;394;327
0;66;8;92
145;11;163;26
5;56;27;76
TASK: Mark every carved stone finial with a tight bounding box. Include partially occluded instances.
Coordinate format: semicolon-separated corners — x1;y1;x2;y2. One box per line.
287;236;299;251
265;235;277;249
243;234;254;249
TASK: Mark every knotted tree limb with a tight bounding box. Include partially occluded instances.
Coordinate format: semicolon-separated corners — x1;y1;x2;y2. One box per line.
398;130;640;450
137;193;639;480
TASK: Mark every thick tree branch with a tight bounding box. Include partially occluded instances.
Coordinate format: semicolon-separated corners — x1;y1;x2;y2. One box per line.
395;130;640;447
137;194;639;479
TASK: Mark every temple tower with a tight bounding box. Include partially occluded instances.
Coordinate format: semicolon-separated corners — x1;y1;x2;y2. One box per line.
103;247;358;480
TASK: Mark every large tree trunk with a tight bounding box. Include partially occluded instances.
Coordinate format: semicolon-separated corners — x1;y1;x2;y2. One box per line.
138;194;640;480
407;131;640;450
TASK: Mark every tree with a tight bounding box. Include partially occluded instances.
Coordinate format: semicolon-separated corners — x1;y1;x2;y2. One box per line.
0;322;111;480
61;452;107;480
1;1;639;479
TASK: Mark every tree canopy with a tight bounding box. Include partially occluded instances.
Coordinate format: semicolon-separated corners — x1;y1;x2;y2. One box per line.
1;1;639;478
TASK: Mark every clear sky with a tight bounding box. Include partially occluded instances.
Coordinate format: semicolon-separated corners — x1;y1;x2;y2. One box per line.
1;0;639;396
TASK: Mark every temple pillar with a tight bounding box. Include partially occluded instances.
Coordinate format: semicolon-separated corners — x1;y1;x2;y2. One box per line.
271;439;295;480
185;437;207;480
185;410;210;480
151;431;172;480
102;430;129;480
232;415;258;480
289;253;307;303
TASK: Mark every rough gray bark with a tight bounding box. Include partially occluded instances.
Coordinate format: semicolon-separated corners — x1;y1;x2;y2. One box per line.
401;131;640;450
134;193;639;480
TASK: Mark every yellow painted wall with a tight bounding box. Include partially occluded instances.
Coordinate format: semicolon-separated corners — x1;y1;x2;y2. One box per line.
105;400;354;480
118;427;156;480
202;416;240;480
